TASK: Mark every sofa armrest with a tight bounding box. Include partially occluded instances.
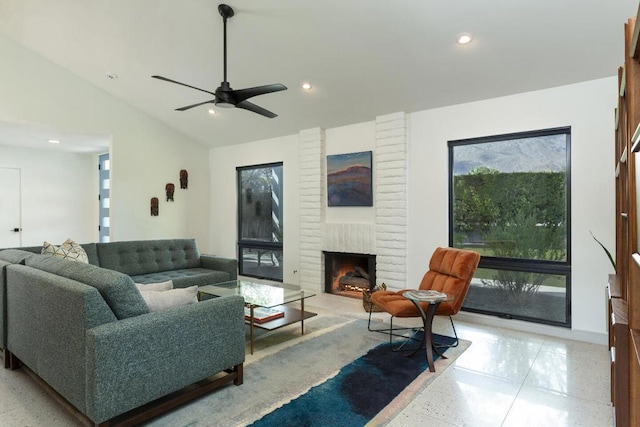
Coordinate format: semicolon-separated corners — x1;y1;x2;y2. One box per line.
85;295;245;424
200;255;238;281
6;265;117;412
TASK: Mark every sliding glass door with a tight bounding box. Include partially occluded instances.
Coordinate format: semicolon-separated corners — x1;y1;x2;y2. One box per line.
237;163;283;281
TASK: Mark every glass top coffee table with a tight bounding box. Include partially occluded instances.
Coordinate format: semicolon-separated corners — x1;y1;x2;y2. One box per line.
199;279;317;354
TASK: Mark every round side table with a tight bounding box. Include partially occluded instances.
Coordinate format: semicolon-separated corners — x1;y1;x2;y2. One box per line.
403;290;454;372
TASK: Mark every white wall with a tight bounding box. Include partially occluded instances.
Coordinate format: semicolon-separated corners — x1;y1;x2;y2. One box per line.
209;77;616;341
408;77;616;338
325;122;376;224
0;146;96;245
0;33;210;246
209;134;300;281
208;123;379;284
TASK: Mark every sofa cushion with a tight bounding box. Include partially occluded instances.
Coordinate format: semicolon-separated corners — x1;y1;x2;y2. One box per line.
9;244;100;266
25;255;149;319
138;286;198;312
42;239;89;263
81;243;100;266
135;280;173;292
0;249;36;265
131;268;230;289
96;239;201;276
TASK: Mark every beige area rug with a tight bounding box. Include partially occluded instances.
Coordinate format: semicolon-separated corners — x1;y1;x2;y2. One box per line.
0;313;468;427
145;315;470;427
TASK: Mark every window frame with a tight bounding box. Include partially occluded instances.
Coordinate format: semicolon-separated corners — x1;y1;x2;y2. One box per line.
448;127;572;327
98;153;110;243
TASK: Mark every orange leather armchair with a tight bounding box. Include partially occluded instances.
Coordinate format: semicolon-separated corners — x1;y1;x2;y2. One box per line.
368;246;480;347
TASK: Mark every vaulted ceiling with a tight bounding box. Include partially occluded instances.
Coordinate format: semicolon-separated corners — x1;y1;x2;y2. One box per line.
0;0;637;149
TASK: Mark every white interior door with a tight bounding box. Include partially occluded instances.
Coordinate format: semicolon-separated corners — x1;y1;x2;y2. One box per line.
0;168;22;248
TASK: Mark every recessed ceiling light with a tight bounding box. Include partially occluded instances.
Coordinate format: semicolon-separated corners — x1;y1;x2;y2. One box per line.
48;139;60;144
457;33;473;45
208;109;216;115
302;82;312;90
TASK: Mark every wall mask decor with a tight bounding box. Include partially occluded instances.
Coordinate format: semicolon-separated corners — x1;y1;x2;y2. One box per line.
151;197;159;216
180;169;188;189
165;183;175;202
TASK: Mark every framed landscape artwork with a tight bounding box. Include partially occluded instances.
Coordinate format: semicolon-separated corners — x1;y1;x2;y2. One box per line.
327;151;373;206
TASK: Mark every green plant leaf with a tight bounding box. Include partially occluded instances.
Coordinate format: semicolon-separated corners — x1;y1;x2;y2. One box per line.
589;230;616;270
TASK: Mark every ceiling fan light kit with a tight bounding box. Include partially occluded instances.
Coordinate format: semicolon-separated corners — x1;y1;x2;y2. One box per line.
152;3;287;118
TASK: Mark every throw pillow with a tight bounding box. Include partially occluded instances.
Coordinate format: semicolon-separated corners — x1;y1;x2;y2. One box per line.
42;238;89;263
135;280;173;292
139;286;198;312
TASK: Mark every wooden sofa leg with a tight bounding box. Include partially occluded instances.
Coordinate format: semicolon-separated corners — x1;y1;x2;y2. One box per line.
3;349;8;369
96;363;245;426
234;363;243;386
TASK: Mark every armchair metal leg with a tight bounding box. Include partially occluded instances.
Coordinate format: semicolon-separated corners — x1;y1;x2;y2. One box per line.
367;302;424;352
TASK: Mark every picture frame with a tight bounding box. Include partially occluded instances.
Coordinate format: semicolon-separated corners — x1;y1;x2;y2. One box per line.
327;150;373;207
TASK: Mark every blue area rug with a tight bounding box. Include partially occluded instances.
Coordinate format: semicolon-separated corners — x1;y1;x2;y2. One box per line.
248;334;456;427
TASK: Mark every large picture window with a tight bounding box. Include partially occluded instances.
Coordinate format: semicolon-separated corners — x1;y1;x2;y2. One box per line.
237;163;284;281
449;127;571;327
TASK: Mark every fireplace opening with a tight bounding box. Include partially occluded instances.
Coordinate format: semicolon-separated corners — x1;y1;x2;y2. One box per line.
323;251;376;299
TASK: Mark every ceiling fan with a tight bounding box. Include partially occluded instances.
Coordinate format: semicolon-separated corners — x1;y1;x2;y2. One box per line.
152;4;287;118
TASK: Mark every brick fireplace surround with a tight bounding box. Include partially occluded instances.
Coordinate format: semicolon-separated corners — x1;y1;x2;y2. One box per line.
297;112;408;293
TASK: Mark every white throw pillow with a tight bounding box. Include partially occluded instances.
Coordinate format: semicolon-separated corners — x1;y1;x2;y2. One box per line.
135;281;173;292
139;286;198;312
42;238;89;263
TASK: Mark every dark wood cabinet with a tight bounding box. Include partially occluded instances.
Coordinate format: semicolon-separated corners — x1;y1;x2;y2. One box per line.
612;5;640;426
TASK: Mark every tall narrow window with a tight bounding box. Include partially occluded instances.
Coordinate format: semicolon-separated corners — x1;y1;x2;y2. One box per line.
449;127;571;327
237;163;283;281
98;153;110;243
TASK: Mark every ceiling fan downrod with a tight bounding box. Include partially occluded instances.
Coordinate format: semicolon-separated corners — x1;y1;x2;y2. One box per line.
218;4;234;85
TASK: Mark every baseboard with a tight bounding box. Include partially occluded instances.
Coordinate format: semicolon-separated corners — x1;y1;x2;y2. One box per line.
455;311;608;345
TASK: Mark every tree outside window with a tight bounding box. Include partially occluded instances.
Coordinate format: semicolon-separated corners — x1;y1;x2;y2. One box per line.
449;128;571;326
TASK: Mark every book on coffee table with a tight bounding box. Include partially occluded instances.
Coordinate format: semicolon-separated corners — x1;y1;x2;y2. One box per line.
244;306;285;324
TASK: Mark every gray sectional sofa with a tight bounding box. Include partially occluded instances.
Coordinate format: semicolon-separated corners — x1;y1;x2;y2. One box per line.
0;238;244;426
14;238;237;288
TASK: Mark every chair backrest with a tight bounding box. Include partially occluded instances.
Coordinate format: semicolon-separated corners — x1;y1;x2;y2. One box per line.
418;247;480;315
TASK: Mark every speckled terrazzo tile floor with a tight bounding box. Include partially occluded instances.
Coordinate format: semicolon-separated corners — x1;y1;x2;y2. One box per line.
0;292;613;426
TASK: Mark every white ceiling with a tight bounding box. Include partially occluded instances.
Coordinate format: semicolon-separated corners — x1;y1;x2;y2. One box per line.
0;0;637;151
0;121;110;153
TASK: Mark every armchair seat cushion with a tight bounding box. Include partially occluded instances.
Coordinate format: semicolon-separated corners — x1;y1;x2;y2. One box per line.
370;290;455;317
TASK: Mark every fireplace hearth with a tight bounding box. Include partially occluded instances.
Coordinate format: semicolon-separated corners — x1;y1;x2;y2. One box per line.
323;251;376;298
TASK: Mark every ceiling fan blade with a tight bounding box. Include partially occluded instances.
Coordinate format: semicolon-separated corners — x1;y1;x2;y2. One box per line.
235;100;278;118
152;75;217;96
175;99;216;111
233;83;287;103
